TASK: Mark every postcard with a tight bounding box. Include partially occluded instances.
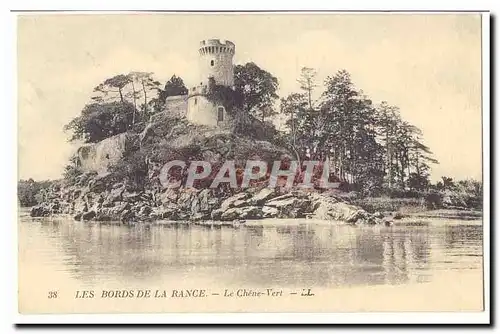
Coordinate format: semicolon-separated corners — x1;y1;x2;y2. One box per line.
16;11;489;323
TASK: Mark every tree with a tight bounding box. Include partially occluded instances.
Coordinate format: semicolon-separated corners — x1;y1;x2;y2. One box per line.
376;101;438;191
129;72;162;120
234;62;279;123
297;67;318;110
280;93;309;164
93;74;132;104
64;102;136;143
18;179;54;207
159;75;188;102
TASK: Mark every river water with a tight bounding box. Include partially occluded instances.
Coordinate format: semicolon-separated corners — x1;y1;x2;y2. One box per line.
18;210;484;313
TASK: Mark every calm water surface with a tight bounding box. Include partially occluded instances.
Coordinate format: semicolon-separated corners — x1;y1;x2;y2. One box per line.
18;211;483;291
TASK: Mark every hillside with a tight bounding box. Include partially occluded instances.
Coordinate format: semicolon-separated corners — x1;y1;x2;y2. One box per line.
28;107;390;225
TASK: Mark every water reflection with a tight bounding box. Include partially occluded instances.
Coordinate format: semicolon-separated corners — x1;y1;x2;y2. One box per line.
19;215;482;289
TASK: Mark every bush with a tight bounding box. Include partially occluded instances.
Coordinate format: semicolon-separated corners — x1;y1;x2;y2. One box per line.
18;179;55;207
353;197;425;213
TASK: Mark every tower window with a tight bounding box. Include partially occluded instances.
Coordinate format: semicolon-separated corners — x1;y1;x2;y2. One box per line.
217;107;224;122
194;98;197;105
210;60;214;67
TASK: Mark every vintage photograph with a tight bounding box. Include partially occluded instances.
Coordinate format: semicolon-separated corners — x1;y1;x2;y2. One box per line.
17;13;485;315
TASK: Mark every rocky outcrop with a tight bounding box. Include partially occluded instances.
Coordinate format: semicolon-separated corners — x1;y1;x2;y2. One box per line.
29;173;387;226
28;112;389;226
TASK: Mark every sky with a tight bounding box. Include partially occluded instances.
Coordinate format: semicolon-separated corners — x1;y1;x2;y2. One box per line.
17;13;482;181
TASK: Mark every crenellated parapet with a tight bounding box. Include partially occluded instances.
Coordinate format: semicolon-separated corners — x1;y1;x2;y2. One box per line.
186;38;235;128
198;39;235;56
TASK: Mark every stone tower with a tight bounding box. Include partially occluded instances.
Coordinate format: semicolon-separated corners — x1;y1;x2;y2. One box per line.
186;39;235;127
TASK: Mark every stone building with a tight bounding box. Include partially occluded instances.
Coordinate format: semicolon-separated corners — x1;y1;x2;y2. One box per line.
186;39;235;127
77;39;235;174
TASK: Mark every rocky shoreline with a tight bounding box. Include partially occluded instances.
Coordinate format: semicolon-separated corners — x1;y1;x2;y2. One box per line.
29;172;394;226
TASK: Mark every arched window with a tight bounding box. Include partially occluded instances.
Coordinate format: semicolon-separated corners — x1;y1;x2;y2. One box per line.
210;59;214;67
194;98;197;105
217;106;224;122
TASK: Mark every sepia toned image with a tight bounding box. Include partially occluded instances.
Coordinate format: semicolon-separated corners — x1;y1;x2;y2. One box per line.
17;12;486;317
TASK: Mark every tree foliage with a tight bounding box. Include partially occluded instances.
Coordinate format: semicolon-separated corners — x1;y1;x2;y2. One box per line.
18;179;54;207
234;62;279;123
280;68;439;196
64;101;137;143
159;75;188;101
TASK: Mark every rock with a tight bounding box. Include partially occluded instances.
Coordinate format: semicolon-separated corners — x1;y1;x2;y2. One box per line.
94;208;112;221
373;211;384;219
384;219;394;226
88;178;106;193
266;193;295;202
393;212;405;220
197;189;213;212
48;201;60;213
149;207;178;220
160;188;179;204
107;186;125;203
265;197;299;208
30;205;51;217
346;210;367;223
265;197;309;218
219;192;251;212
248;188;276;205
113;201;131;214
190;196;200;215
72;189;82;200
90;202;102;213
308;192;373;223
220;206;263;221
139;205;152;216
74;199;89;214
123;192;142;203
191;212;210;221
81;210;96;221
211;208;224;220
261;206;278;218
120;209;135;222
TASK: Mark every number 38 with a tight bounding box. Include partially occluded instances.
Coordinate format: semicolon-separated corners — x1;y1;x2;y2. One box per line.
48;291;58;299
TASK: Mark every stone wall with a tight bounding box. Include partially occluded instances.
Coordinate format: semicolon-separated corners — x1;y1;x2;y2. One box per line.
76;132;136;175
186;94;232;127
164;95;188;117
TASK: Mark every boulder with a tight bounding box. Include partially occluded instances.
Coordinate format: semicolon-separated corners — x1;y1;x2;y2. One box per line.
265;197;310;218
220;206;263;221
160;188;179;204
248;188;276;206
211;208;224;220
393;212;405;220
139;205;152;216
106;186;125;204
219;192;251;212
74;199;89;214
308;192;373;223
122;192;142;203
81;210;96;221
261;206;278;218
346;209;368;223
149;206;178;220
30;205;51;217
113;201;131;214
120;209;135;222
265;197;299;208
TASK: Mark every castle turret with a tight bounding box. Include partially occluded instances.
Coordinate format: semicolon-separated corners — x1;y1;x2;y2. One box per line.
186;39;235;127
